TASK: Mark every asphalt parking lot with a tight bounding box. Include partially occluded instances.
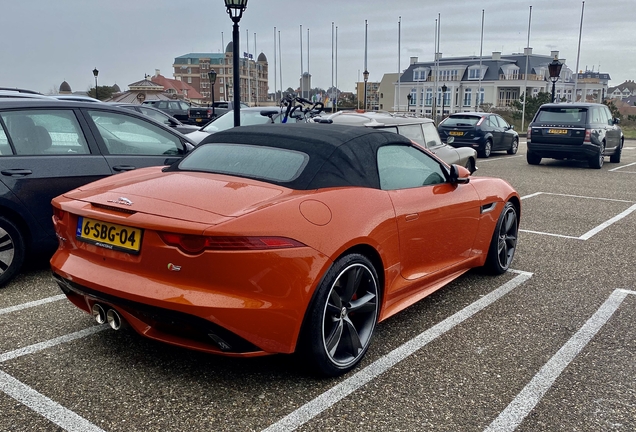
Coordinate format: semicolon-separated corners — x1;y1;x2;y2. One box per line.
1;139;635;432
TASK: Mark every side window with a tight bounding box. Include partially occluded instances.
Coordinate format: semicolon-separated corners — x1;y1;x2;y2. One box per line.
179;102;190;110
495;115;509;128
377;145;446;190
591;107;602;124
87;110;184;156
139;107;168;123
421;122;443;149
0;122;9;155
602;107;613;125
397;124;425;147
0;110;89;156
488;116;499;128
157;101;168;109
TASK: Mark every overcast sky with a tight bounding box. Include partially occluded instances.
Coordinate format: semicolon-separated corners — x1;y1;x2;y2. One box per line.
2;0;634;95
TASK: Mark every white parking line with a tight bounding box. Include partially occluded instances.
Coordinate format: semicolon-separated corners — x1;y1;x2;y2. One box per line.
0;370;106;432
263;270;533;432
478;155;524;163
484;289;636;432
608;162;636;172
0;294;66;316
579;204;636;240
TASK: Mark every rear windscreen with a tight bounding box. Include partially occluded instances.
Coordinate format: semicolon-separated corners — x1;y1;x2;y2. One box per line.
441;115;481;126
535;108;587;124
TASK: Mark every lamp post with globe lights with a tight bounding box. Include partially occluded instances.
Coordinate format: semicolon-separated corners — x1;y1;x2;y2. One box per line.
208;69;217;117
441;84;448;120
363;69;369;111
224;0;248;126
92;68;99;100
548;56;563;103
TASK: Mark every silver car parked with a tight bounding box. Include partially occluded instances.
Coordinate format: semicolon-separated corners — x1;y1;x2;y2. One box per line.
316;111;478;173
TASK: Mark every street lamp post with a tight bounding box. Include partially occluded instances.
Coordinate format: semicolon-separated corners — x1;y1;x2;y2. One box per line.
208;69;217;117
548;56;563;103
92;68;99;100
224;0;248;127
441;84;448;120
363;69;369;111
406;93;412;111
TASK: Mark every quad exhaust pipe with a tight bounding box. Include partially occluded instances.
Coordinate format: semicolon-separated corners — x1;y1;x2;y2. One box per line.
91;303;125;330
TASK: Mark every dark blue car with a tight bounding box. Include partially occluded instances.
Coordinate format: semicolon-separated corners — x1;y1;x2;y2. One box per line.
438;112;519;158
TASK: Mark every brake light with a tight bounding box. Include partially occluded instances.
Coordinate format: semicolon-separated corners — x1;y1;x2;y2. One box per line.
527;127;531;141
53;207;66;223
159;233;305;254
207;109;213;118
476;116;485;126
584;129;591;143
187;109;192;116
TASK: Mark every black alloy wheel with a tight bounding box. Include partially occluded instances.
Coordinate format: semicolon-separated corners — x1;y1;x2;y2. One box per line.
484;202;518;275
508;138;519;155
301;254;379;376
0;217;26;287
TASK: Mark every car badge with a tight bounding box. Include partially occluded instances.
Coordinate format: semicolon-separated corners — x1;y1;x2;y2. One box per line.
167;263;181;272
107;197;133;206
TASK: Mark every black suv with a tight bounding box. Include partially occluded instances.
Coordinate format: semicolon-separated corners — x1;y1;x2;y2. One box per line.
527;103;623;169
0;99;195;286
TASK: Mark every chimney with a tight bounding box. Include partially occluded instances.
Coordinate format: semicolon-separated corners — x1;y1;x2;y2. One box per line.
155;69;161;77
410;56;418;64
524;47;533;56
492;51;501;60
551;50;559;59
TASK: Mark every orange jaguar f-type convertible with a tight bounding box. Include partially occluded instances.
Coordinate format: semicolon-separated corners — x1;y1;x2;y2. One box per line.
51;123;520;376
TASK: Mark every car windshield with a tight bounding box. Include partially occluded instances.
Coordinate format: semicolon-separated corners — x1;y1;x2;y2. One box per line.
441;115;481;126
178;143;308;182
534;108;587;124
202;110;278;133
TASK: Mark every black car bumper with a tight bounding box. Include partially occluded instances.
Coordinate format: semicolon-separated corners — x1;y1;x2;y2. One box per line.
527;141;602;160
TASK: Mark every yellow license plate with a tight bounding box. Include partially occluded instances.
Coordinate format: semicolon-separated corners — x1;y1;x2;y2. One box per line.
76;217;142;253
196;118;203;122
449;131;464;136
548;129;568;134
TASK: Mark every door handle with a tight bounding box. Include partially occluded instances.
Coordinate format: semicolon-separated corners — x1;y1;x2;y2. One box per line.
1;169;33;177
112;165;136;172
405;213;419;222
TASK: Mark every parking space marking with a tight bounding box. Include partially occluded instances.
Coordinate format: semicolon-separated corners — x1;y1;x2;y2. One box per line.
0;325;108;363
519;192;636;240
0;294;66;316
0;370;106;432
477;155;524;163
484;289;636;432
609;162;636;173
263;270;533;432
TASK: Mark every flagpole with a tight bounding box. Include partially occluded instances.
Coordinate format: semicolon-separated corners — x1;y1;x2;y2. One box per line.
279;30;283;98
331;22;334;110
433;18;437;121
521;6;532;131
573;1;585;101
300;25;303;99
397;16;401;112
254;32;258;105
307;27;310;101
477;11;484;112
335;25;338;112
246;28;250;105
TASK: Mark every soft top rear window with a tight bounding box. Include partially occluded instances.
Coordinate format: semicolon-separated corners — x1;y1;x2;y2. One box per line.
442;115;481;126
535;108;587;124
178;143;309;183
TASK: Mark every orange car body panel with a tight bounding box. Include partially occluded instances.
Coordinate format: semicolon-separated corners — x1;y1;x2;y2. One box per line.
51;166;519;356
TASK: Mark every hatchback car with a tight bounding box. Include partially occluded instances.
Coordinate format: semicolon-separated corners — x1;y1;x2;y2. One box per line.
51;123;519;376
316;111;478;173
0;99;195;286
526;103;623;169
438;112;519;158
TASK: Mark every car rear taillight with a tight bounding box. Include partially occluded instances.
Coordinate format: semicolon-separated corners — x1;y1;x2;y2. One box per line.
188;109;192;116
53;207;66;222
476;116;485;126
527;127;531;141
584;129;591;143
159;233;305;254
207;109;213;118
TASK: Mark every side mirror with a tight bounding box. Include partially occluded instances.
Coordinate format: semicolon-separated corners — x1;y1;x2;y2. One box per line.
449;164;470;184
163;157;181;165
613;118;620;125
509;125;515;130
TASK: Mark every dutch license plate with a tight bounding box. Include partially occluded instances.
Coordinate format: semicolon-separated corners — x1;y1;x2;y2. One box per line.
76;217;142;253
548;129;568;134
449;131;464;136
196;118;203;122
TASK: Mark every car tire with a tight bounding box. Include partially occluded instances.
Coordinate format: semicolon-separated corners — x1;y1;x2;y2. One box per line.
507;138;519;155
589;143;605;169
300;253;379;376
609;140;623;163
527;151;541;165
479;140;492;158
484;202;518;275
465;158;476;174
0;216;26;288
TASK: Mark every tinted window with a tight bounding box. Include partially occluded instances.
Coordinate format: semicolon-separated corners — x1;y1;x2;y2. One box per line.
535;108;587;124
1;110;89;155
202;110;278;133
442;115;480;126
488;116;499;128
397;124;425;146
421;122;443;149
602;107;613;125
0;123;9;155
179;144;308;182
138;107;170;123
494;115;509;128
377;145;446;190
88;110;182;155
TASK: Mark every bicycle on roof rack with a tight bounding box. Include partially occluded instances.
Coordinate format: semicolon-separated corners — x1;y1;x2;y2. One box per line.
279;94;324;123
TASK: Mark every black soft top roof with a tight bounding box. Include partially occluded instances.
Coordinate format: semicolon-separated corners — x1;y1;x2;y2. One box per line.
189;123;414;190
